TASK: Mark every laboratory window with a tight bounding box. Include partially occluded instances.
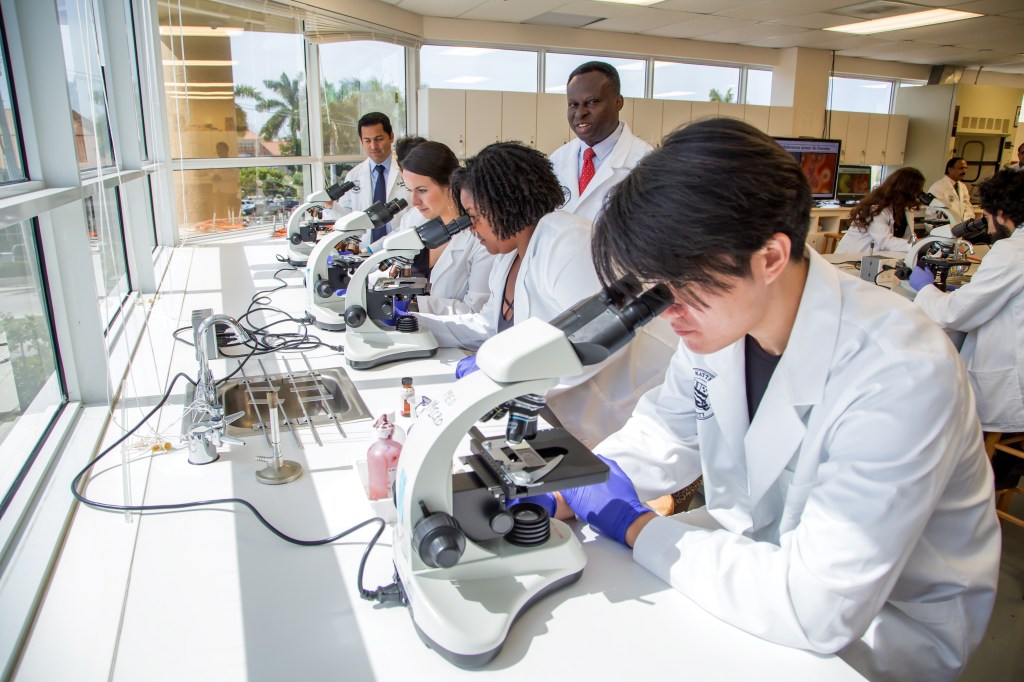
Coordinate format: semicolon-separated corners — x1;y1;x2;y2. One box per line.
420;45;538;93
319;41;407;158
545;52;645;97
0;219;66;511
57;0;115;172
159;1;306;160
0;22;26;185
173;165;305;241
122;0;151;161
653;61;741;102
745;68;772;106
84;189;131;328
828;76;893;115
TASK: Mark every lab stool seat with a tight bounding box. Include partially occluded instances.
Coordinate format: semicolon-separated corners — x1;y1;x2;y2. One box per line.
984;432;1024;529
820;231;844;254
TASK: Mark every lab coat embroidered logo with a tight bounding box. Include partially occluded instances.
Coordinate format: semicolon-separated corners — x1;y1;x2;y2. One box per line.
559;184;571;205
693;367;716;420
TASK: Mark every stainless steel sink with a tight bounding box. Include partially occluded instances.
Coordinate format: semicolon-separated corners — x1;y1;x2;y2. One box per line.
184;366;372;439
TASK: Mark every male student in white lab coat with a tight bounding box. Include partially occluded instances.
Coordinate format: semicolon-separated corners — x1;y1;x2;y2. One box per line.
912;168;1024;488
324;112;409;238
528;118;1000;682
548;61;652;223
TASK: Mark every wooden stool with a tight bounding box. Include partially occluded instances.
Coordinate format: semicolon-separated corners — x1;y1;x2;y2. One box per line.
984;432;1024;528
820;231;844;254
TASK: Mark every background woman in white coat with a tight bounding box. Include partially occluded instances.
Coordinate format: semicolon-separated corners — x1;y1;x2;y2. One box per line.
834;167;924;254
526;119;999;682
396;140;496;314
912;169;1024;489
413;141;676;447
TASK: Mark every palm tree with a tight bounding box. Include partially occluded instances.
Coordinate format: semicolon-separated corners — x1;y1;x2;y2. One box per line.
236;73;305;154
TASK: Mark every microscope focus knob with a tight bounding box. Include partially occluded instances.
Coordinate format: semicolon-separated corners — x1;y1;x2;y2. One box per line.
413;507;465;569
489;510;515;536
314;280;335;299
289;233;303;245
344;305;367;328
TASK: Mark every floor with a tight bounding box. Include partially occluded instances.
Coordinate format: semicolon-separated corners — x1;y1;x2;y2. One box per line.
960;494;1024;682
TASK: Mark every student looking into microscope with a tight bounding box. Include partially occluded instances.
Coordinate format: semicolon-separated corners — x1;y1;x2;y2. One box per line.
411;141;675;448
911;168;1024;490
524;118;999;682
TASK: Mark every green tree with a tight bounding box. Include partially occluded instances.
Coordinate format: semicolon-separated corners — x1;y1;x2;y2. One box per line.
0;313;56;413
709;87;735;103
235;73;305;154
321;77;406;156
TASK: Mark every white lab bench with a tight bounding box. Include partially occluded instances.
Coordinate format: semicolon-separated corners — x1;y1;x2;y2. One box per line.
14;232;865;681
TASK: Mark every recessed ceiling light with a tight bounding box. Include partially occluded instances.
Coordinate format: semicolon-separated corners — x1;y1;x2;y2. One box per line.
826;9;981;35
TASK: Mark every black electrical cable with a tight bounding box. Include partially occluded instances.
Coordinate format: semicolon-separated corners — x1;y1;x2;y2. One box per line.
71;371;389;551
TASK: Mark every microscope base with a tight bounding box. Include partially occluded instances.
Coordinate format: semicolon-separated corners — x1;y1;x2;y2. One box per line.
345;330;437;369
286;256;308;268
307;303;347;332
396;518;585;668
287;245;312;268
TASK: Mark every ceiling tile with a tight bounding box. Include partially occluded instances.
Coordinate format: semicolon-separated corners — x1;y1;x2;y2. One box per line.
650;0;759;11
460;0;569;23
955;0;1024;13
642;14;754;38
768;13;861;30
583;7;703;32
397;0;487;17
833;40;914;58
716;0;852;22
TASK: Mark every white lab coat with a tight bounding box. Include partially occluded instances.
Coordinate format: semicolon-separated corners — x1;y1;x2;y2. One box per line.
599;249;1000;682
396;210;496;315
915;227;1024;431
323;157;410;234
414;210;677;447
927;175;975;224
833;208;911;254
549;124;652;223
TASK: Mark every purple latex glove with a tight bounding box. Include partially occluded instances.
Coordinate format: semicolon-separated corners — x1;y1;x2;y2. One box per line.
560;455;649;546
455;354;479;379
908;265;935;292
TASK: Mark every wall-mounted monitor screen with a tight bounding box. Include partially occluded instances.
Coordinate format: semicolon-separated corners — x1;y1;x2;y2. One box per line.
836;165;872;205
773;137;842;201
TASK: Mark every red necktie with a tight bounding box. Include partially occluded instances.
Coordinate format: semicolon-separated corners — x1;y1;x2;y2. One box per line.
579;147;596;196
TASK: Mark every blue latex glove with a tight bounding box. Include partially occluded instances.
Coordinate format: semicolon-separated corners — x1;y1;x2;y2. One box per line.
908;265;935;292
560;455;650;546
455;354;479;379
382;298;413;328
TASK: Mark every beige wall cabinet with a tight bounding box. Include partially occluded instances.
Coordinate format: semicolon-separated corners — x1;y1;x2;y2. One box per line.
629;98;664;148
767;106;794;136
465;90;502;156
501;92;538;149
661;100;692;138
536;93;571;154
417;88;466;157
883;115;909;165
744;104;770;134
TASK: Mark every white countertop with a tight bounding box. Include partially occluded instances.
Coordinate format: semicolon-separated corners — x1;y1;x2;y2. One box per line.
14;232;864;681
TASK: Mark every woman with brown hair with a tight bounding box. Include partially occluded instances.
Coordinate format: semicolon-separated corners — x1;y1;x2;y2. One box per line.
834;167;925;254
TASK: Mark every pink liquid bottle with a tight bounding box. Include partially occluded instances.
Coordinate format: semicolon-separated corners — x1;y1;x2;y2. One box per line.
367;414;403;501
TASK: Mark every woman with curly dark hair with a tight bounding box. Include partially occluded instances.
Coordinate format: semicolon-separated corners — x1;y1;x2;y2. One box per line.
413;141;676;447
834;166;925;254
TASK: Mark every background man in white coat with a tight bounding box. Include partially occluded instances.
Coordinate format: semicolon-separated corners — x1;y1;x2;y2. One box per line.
548;62;652;223
927;156;975;224
912;169;1024;489
324;112;409;239
528;118;1000;682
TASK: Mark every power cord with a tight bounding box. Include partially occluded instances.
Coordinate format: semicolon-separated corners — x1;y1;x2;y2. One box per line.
71;371;398;604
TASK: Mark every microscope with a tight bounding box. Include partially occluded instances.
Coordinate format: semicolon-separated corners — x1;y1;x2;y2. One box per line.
389;278;671;667
305;198;408;331
342;214;471;369
895;214;986;295
284;182;356;267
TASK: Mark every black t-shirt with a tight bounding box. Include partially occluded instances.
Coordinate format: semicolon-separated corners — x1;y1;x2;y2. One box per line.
745;335;781;421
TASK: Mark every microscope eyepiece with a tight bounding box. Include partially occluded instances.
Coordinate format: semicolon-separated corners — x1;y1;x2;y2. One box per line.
326;181;356;201
951;216;987;240
417;214;472;249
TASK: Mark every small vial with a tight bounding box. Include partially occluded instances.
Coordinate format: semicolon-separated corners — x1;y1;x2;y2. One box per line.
400;377;415;418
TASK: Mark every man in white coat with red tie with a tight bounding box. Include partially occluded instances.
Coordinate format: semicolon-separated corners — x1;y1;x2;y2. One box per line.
548;62;652;223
